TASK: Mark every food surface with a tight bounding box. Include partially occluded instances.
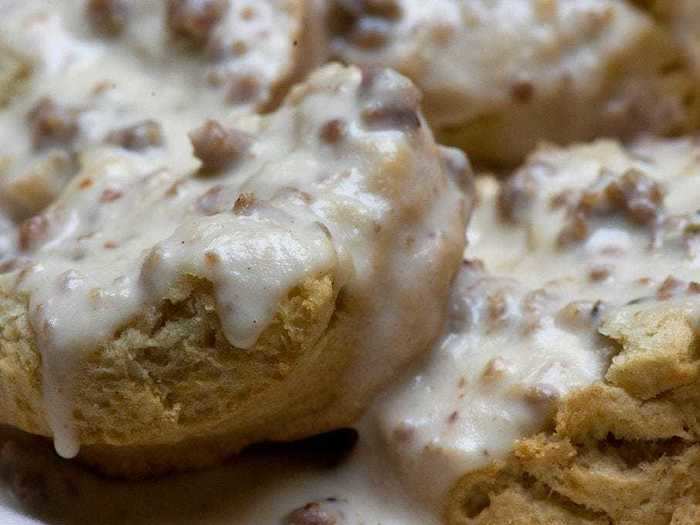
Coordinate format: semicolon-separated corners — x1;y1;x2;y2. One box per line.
4;137;700;525
2;1;700;525
0;60;468;474
376;261;611;508
440;138;700;524
330;0;700;166
0;0;321;219
641;0;700;74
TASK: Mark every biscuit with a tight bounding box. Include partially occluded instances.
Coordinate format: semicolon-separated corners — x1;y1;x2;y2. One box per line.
0;63;469;477
329;0;700;166
442;139;700;524
638;0;700;73
0;43;31;109
0;0;322;219
367;137;700;523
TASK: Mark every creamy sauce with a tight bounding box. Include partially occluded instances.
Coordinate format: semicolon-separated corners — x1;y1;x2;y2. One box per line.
333;0;640;125
5;60;465;461
375;266;610;505
20;153;340;457
471;139;700;287
2;2;700;525
330;0;691;164
75;0;308;111
0;4;458;523
372;137;700;510
0;0;467;460
0;421;436;525
0;0;310;219
4;137;699;524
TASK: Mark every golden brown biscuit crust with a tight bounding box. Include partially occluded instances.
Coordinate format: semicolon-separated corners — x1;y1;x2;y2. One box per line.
447;300;700;525
0;63;469;477
0;275;351;477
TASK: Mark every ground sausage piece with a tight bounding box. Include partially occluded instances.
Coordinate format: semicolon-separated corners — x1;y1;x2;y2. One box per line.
510;80;535;103
285;502;337;525
26;97;79;150
657;276;685;300
188;119;250;172
86;0;128;36
18;215;49;251
557;211;589;247
364;0;401;18
319;119;347;144
105;120;163;150
604;168;664;225
498;172;537;224
226;74;260;105
232;192;256;215
557;168;664;246
166;0;229;46
576;168;664;225
100;188;123;203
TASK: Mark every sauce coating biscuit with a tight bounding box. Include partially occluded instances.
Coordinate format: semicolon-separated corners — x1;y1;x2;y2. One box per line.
0;0;322;219
373;137;700;524
330;0;700;166
0;63;469;476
